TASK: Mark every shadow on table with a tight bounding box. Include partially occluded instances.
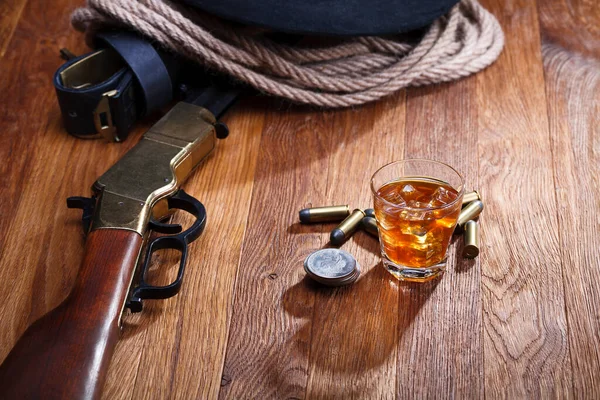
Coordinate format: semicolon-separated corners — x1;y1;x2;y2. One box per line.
352;230;381;256
279;263;439;395
452;232;477;273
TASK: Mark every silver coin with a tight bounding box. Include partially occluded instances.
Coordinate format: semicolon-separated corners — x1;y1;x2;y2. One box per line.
304;248;357;279
318;266;361;287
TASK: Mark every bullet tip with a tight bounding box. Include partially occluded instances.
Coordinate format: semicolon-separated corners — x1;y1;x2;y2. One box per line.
330;228;346;246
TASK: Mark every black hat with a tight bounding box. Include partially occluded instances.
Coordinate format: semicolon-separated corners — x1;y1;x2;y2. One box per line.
181;0;460;36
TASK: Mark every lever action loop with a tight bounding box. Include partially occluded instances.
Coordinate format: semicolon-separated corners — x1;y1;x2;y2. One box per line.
148;217;183;234
126;190;206;313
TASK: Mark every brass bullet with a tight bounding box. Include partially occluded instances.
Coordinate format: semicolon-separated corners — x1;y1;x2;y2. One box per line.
462;190;481;206
457;200;484;229
364;208;375;218
299;205;350;224
361;217;379;237
330;209;365;246
463;220;479;258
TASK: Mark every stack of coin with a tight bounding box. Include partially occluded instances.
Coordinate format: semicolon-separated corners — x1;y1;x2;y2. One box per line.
303;248;361;287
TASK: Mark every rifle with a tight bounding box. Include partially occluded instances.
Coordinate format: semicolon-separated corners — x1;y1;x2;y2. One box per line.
0;84;238;399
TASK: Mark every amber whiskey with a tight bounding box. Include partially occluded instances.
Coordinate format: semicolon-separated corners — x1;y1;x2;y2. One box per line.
374;177;462;268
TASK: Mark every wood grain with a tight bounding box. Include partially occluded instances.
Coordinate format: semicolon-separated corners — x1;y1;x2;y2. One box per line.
0;229;143;399
397;74;482;398
0;0;129;362
0;0;599;398
99;99;266;400
538;0;600;396
478;0;572;397
219;104;337;399
0;0;28;57
305;94;405;399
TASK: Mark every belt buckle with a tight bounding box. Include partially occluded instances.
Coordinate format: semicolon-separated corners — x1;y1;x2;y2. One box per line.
59;49;122;89
58;48;126;141
94;90;120;142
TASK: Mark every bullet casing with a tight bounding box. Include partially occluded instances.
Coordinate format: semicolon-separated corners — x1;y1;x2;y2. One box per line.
364;208;375;218
462;190;481;205
457;200;484;229
330;209;365;245
463;220;479;258
362;217;379;237
299;205;350;224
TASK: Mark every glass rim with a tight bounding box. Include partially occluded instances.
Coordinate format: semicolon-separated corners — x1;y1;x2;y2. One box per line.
370;158;465;212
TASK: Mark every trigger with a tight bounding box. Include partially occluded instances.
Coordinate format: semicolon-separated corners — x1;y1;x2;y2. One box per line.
67;196;95;234
148;217;182;234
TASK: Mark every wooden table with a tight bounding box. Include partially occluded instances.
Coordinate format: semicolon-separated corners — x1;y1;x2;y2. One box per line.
1;0;598;398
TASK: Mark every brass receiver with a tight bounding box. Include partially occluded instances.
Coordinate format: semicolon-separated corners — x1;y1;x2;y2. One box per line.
91;102;218;234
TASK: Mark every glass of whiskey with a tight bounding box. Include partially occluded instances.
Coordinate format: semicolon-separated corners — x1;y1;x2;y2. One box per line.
370;159;464;282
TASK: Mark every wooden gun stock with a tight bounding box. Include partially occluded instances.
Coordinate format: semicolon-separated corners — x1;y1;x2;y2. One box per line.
0;229;142;400
0;101;224;398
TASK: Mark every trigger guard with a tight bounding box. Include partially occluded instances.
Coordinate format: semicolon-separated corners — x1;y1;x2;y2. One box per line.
148;217;182;234
166;189;207;244
126;189;206;313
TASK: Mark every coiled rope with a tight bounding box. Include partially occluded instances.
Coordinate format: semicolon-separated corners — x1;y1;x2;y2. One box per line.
71;0;504;107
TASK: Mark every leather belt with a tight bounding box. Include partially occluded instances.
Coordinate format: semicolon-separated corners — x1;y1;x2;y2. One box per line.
54;31;181;142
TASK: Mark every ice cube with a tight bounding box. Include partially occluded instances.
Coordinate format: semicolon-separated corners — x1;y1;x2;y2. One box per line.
401;184;416;196
412;226;428;237
407;200;428;209
425;242;443;262
400;209;426;221
385;191;406;206
402;184;427;201
408;242;433;259
382;187;407;206
390;194;407;206
428;199;444;207
430;187;456;205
